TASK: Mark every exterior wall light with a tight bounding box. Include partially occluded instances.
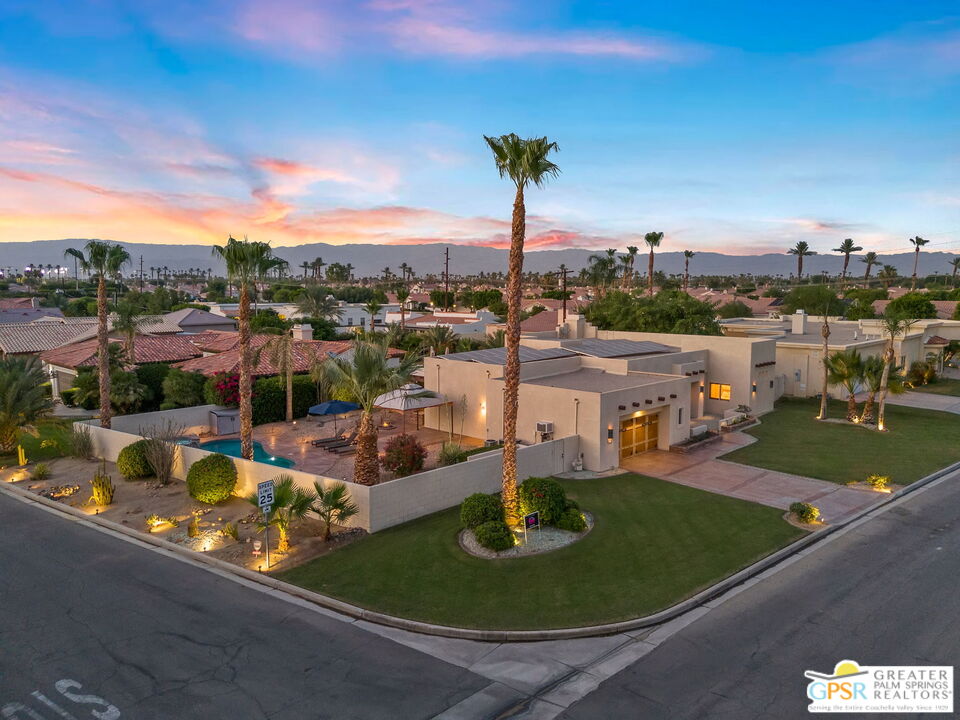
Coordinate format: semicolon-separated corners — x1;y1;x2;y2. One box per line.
752;382;758;393
699;385;705;394
607;426;614;443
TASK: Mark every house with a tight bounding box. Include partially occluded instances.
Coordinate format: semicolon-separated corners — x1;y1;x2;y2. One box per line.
385;309;499;339
206;300;401;330
163;307;237;333
0;319;98;358
423;313;778;472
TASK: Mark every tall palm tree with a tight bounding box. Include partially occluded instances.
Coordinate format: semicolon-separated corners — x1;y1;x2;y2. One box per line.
617;255;631;289
66;241;130;428
816;313;831;420
586;251;616;296
484;133;560;524
787;241;817;280
259;330;297;423
420;325;456;356
297;286;343;322
0;357;52;454
909;236;928;290
299;261;311;280
860;251;878;287
111;301;149;362
878;264;899;289
858;355;904;425
833;238;862;287
643;232;663;296
682;250;695;294
949;257;960;288
363;299;382;334
876;313;914;432
212;236;284;460
311;257;326;281
64;248;83;290
825;349;864;421
322;340;420;485
621;246;639;290
245;474;313;553
395;286;410;328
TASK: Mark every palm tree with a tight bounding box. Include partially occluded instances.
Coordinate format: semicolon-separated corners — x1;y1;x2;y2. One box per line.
311;257;326;281
111;301;148;361
682;250;695;294
395;286;410;328
420;325;456;355
587;251;616;296
876;313;914;432
878;264;899;289
299;261;311;280
949;257;960;288
297;286;343;322
484;132;560;524
311;481;360;541
861;251;878;287
621;246;639;290
909;236;928;290
66;241;130;428
833;238;862;287
787;241;816;280
825;349;864;421
816;313;831;420
859;355;904;425
259;330;297;423
245;475;313;553
643;232;663;295
363;299;382;334
212;236;284;460
64;248;83;290
322;340;420;485
0;357;52;454
618;255;631;290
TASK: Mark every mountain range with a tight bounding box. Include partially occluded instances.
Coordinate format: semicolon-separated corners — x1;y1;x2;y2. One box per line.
1;239;957;281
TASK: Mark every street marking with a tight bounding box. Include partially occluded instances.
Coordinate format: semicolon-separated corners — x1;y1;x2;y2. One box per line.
2;680;119;720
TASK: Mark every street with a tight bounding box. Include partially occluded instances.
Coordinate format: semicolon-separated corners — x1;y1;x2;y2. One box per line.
560;472;960;719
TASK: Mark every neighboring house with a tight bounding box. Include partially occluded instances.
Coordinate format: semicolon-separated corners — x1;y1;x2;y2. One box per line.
206;301;401;329
0;307;65;324
164;307;237;333
0;297;40;309
487;309;564;337
872;299;958;320
424;314;779;472
385;310;499;339
0;320;98;358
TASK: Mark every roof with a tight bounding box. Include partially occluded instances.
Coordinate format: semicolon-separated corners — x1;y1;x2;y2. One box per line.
164;308;236;328
0;297;38;309
41;335;202;369
565;339;677;358
925;335;950;346
443;346;577;364
520;309;561;333
873;299;959;320
0;321;97;355
522;368;675;392
0;308;65;324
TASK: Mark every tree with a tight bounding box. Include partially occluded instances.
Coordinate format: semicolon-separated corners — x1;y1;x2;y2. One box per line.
161;368;207;408
781;285;843;316
825;349;864;421
395;286;410;328
483;132;560;524
861;251;878;287
584;290;722;335
787;241;816;279
858;355;902;425
876;314;914;432
878;264;899;289
833;238;862;287
311;481;359;541
112;301;148;360
65;241;130;428
321;340;420;485
950;257;960;288
682;250;695;293
816;313;830;421
259;330;297;423
717;300;752;319
644;232;663;296
909;236;929;290
297;286;343;322
325;262;350;283
420;325;456;355
886;292;937;320
622;246;639;290
212;236;285;460
245;474;313;553
363;299;382;333
0;357;52;454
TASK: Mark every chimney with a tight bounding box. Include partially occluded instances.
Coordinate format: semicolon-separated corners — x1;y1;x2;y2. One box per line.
791;309;807;335
291;324;312;341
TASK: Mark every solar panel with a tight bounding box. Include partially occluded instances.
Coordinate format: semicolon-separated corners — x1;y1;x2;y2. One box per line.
568;339;677;358
443;346;576;363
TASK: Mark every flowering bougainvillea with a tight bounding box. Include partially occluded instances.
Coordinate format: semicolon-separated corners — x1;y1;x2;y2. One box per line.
381;433;427;477
211;372;241;407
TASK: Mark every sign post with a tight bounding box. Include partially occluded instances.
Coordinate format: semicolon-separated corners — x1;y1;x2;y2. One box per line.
257;480;275;569
522;511;540;546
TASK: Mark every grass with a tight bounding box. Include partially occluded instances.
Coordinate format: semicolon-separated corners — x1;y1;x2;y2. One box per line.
909;378;960;397
278;473;802;630
0;419;74;465
724;397;960;485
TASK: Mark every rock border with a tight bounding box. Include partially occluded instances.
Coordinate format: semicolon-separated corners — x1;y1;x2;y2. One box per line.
459;512;594;559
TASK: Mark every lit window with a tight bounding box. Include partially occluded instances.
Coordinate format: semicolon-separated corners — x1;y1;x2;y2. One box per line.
709;383;731;401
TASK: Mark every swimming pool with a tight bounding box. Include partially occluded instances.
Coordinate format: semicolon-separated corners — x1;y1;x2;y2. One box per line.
199;439;295;468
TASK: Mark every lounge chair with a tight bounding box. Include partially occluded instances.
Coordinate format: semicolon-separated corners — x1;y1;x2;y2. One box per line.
322;430;358;451
312;429;353;447
328;443;356;455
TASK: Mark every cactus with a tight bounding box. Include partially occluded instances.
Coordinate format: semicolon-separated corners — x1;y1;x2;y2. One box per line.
90;461;115;506
187;515;200;538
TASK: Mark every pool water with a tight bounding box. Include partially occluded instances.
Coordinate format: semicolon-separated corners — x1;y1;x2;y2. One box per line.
200;439;295;468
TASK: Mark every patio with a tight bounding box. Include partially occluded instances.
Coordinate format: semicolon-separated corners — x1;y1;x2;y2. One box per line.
249;410;485;482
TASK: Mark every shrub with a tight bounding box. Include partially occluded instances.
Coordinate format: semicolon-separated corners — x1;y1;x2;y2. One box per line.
220;522;239;541
69;424;93;460
790;501;820;524
473;520;514;552
186;453;237;504
439;442;468;466
866;474;890;490
60;387;77;407
555;507;587;533
381;433;427;477
187;515;200;537
162;368;207;408
206;372;241;407
116;440;153;480
518;477;567;525
460;493;503;529
31;462;50;481
134;363;171;411
251;374;317;425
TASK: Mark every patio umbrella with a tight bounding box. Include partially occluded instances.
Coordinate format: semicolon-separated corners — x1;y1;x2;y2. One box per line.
308;400;361;432
373;384;446;431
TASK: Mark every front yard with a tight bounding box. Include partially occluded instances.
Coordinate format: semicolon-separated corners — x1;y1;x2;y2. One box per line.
723;398;960;485
909;379;960;397
278;473;803;630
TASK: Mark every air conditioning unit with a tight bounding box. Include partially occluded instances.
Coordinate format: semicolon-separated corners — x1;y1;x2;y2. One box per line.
484;439;500;447
536;421;554;434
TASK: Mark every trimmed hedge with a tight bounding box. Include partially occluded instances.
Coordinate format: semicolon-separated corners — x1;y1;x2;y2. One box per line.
460;493;502;529
251;374;317;425
518;477;567;525
474;520;513;552
135;363;171;411
790;501;820;524
116;440;153;480
187;453;238;504
162;367;207;408
555;507;587;533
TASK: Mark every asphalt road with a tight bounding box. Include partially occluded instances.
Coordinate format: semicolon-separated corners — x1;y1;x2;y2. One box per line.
560;473;960;719
0;493;487;720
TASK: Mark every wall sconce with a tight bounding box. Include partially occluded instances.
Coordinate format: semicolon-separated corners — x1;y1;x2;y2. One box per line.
699;385;705;394
607;426;614;443
480;401;486;416
752;382;758;393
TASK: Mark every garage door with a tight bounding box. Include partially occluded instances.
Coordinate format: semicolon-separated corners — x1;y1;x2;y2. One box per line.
620;414;659;460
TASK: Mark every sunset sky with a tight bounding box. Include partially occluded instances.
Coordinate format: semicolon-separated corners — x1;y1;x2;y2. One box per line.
0;1;957;255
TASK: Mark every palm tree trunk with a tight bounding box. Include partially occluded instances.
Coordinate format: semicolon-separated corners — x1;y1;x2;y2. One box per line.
647;249;655;296
859;391;876;424
501;185;526;526
238;283;254;460
841;255;849;286
285;362;293;423
354;410;380;485
863;264;871;288
817;318;830;420
798;256;803;280
277;525;290;553
97;276;111;429
876;345;893;431
683;258;689;294
911;248;919;290
846;390;858;421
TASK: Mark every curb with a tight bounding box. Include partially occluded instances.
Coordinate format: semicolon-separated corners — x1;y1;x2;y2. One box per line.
4;458;959;643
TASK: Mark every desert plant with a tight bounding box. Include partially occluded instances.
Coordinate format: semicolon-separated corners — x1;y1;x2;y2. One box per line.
865;474;890;490
439;442;468;466
555;507;587;533
187;515;200;538
790;501;821;524
311;480;360;541
518;477;567;525
139;420;184;486
381;433;427;477
90;462;115;506
186;453;237;504
460;493;503;529
145;513;179;530
245;474;314;552
473;520;514;552
116;440;153;480
30;462;50;481
220;522;239;541
0;356;53;454
69;423;94;460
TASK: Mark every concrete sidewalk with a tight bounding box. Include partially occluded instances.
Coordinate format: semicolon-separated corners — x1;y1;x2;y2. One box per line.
621;433;883;523
863;389;960;415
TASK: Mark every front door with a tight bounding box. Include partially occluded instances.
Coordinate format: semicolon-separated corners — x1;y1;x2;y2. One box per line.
620;414;659;460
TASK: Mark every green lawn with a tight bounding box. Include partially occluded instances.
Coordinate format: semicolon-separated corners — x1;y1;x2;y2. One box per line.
909;379;960;397
278;474;802;630
724;398;960;485
0;419;74;465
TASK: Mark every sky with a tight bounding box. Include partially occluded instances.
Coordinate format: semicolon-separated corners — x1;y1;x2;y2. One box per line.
0;0;957;256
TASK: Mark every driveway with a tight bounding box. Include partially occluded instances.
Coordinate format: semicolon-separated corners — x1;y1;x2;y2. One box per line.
620;433;883;523
866;389;960;415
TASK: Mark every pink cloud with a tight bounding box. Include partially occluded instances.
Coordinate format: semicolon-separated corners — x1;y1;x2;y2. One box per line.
231;0;342;55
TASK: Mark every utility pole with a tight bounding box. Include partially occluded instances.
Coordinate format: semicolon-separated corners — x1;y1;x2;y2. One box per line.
443;246;450;311
559;264;572;323
139;255;144;292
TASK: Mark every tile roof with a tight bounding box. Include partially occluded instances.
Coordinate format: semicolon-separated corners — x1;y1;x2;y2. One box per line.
0;297;39;309
0;308;65;324
0;322;97;355
925;335;950;346
41;335;202;369
163;308;236;328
